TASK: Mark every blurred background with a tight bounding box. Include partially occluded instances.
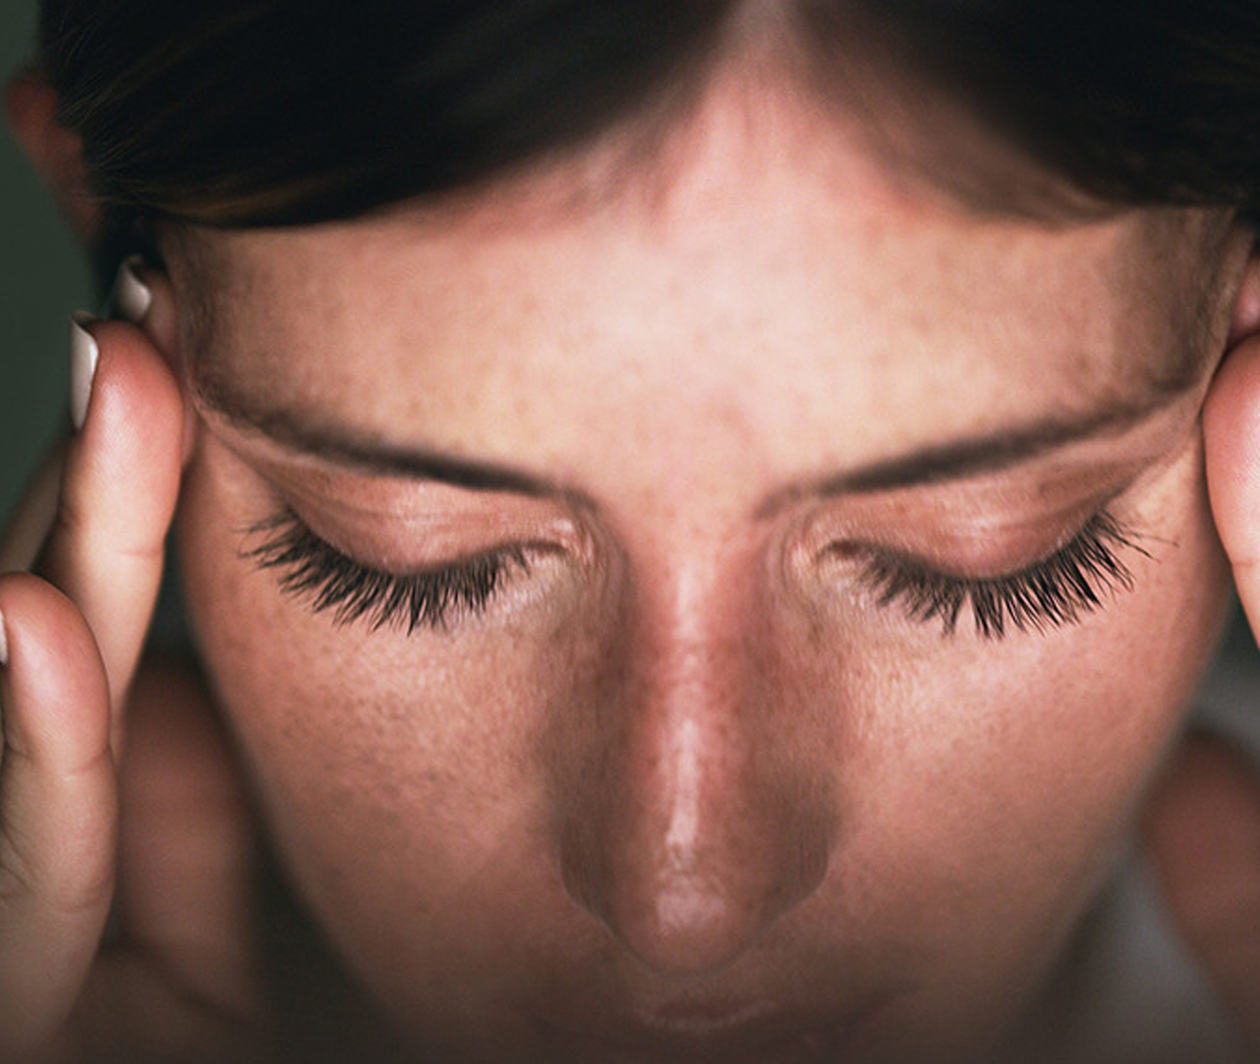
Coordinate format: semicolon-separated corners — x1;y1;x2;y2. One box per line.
1;0;93;525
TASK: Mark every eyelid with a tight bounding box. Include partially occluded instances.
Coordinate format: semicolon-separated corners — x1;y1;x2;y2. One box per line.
834;509;1150;639
244;507;542;634
807;471;1136;579
211;417;576;525
268;484;585;577
212;424;582;554
825;507;1098;582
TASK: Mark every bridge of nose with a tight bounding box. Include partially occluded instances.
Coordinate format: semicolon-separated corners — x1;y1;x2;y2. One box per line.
550;549;835;974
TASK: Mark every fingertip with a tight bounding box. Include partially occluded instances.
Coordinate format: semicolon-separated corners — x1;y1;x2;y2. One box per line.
1203;335;1260;562
0;572;110;764
0;572;103;675
86;317;182;410
107;252;198;473
73;316;186;499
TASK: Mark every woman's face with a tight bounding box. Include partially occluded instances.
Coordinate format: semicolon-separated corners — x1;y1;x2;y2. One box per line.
165;83;1254;1062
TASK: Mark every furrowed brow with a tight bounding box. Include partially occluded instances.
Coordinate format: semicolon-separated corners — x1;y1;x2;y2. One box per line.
194;369;572;497
194;347;1204;517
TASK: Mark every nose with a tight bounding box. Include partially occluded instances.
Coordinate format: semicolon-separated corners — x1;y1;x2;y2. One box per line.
555;561;833;975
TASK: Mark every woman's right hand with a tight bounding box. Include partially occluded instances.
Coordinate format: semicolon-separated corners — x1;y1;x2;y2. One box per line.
0;269;259;1062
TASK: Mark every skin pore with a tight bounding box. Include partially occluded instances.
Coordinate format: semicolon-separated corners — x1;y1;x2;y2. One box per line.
155;63;1257;1062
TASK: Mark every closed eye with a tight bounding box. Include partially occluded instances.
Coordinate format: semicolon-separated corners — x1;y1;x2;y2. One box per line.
244;509;531;634
848;511;1149;639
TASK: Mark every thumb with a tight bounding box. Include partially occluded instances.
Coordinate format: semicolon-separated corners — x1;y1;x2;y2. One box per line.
1178;255;1260;1051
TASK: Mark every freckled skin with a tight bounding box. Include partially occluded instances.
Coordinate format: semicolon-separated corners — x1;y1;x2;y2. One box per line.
169;71;1253;1062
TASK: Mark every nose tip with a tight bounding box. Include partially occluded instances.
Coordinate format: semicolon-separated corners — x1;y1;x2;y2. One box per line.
639;881;750;973
558;714;832;976
591;847;816;975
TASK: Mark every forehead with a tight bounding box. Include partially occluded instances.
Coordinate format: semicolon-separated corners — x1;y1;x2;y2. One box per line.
165;79;1237;490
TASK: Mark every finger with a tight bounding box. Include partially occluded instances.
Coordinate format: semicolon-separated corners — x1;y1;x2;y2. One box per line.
0;257;171;577
119;260;195;470
0;257;180;578
1204;333;1260;633
1205;241;1260;630
0;573;115;1060
1142;734;1260;1052
36;312;184;732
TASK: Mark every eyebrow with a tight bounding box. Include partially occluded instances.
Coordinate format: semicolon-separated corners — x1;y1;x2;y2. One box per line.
194;370;1195;513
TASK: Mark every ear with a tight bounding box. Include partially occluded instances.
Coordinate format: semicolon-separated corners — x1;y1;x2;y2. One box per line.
1227;241;1260;347
4;70;103;244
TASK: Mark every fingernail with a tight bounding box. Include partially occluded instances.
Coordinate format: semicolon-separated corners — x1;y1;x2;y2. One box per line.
0;607;8;667
113;254;152;323
70;311;100;432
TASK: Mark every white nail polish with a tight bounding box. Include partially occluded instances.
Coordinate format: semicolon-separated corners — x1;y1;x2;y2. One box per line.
0;607;8;667
70;311;100;432
114;255;152;323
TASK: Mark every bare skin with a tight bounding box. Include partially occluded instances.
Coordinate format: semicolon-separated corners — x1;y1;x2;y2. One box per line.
2;61;1260;1063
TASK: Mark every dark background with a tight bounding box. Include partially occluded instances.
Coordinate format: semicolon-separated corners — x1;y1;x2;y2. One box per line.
1;0;93;526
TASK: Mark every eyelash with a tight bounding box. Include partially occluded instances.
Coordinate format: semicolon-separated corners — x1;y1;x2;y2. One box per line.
247;506;1143;642
245;510;529;634
855;511;1148;640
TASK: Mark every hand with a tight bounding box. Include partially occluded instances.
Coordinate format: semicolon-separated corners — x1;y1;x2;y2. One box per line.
0;266;259;1062
1144;256;1260;1057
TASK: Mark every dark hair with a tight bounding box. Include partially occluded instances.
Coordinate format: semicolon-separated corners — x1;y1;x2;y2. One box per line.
34;0;1260;268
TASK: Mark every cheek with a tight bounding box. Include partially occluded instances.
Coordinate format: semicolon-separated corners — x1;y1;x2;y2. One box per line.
830;440;1230;1015
174;442;617;989
751;441;1229;1051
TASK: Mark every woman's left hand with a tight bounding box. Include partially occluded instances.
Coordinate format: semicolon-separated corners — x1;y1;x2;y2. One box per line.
1145;272;1260;1056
